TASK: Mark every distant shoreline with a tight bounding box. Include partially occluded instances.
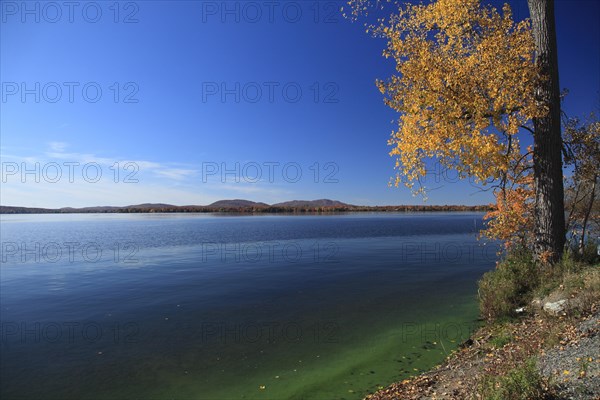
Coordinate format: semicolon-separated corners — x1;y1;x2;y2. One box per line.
0;204;492;215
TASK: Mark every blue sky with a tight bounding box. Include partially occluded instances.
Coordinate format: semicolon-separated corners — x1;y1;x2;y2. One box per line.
1;0;599;208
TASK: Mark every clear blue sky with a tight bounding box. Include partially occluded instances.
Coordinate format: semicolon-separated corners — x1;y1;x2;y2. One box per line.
1;0;598;208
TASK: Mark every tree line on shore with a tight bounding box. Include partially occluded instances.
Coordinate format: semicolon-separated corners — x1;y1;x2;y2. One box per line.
0;204;493;214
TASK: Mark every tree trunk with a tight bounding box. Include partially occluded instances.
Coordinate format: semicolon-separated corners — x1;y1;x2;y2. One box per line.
527;0;566;263
565;183;580;233
579;178;597;255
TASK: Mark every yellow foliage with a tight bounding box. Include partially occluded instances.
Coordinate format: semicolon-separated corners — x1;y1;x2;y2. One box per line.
481;144;535;250
483;182;534;250
363;0;542;194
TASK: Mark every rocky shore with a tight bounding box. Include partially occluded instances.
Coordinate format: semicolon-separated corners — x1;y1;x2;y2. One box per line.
365;268;600;400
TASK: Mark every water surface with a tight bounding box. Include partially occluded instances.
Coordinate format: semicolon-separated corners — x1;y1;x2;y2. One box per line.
0;213;497;399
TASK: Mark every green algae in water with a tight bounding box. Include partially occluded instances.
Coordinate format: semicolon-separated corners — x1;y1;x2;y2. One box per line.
88;295;479;400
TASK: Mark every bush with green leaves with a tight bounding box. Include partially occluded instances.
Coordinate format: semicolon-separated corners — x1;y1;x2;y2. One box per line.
478;250;540;321
479;359;550;400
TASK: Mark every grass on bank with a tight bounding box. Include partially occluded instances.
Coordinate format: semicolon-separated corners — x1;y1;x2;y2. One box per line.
478;359;552;400
475;243;599;399
365;244;598;400
478;245;600;322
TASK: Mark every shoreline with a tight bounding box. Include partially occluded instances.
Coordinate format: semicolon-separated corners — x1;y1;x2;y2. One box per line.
364;267;600;400
0;205;493;215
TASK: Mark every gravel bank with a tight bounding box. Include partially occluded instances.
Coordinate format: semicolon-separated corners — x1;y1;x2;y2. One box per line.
538;312;600;399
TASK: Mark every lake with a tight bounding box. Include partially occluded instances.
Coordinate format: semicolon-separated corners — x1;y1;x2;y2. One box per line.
0;213;498;399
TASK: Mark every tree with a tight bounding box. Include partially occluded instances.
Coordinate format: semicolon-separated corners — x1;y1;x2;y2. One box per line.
527;0;565;263
563;115;600;255
481;111;599;257
482;147;535;252
346;0;565;262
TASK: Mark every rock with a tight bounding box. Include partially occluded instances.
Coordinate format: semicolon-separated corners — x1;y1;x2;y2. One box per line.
543;299;567;315
515;307;526;313
531;298;543;309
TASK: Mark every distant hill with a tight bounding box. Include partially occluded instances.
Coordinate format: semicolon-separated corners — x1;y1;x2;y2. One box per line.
60;206;121;212
272;199;351;208
0;200;493;214
0;206;58;214
123;203;176;209
208;199;269;208
0;204;179;214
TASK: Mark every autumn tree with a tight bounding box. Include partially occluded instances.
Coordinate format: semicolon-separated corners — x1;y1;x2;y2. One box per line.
563;115;600;255
482;110;599;256
482;147;535;251
346;0;565;262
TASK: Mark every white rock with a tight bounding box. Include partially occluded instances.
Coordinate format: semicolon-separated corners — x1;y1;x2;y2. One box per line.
543;299;567;315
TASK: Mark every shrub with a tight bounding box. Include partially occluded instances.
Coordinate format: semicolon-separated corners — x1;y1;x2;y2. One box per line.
580;238;600;264
479;246;599;322
489;330;513;349
479;359;550;400
478;249;540;322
